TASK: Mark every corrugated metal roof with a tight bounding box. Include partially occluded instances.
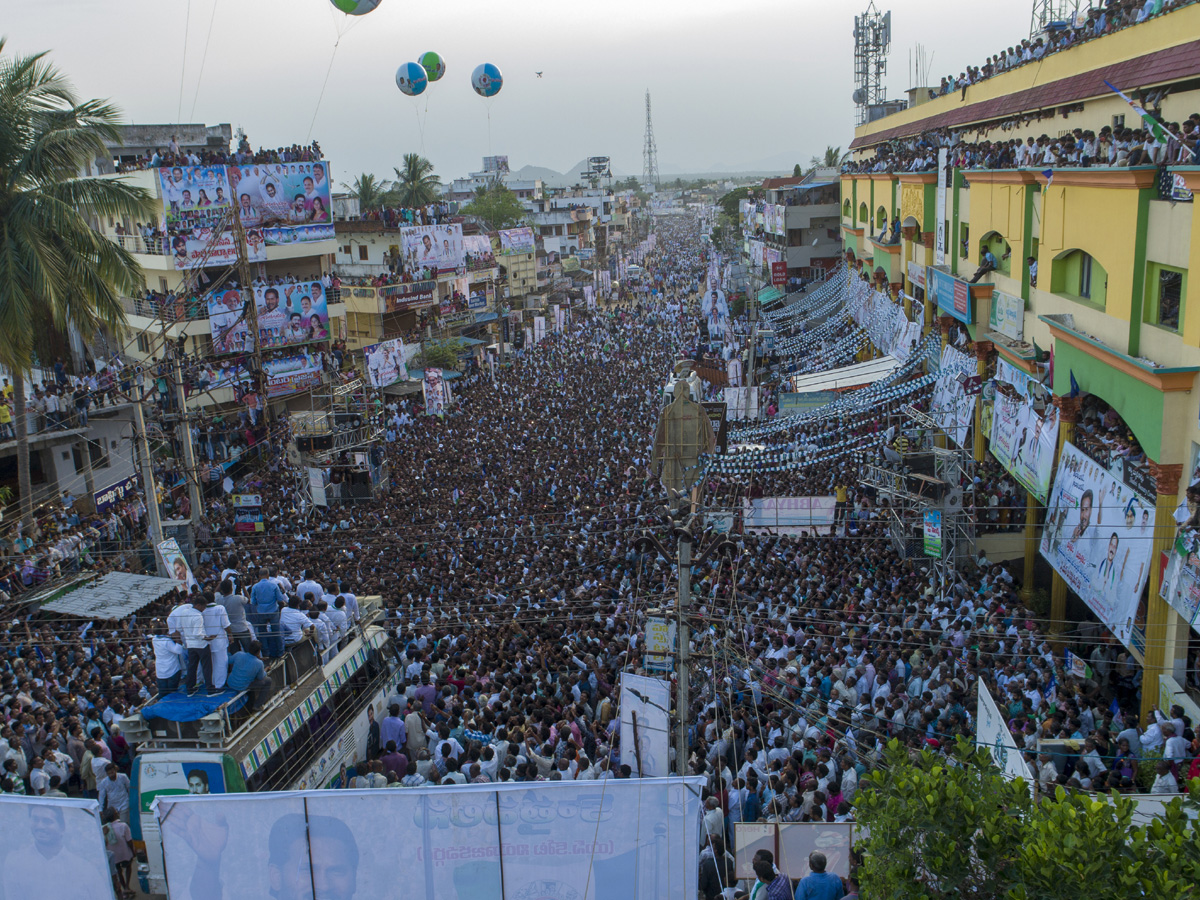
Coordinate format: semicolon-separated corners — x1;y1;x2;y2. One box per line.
849;38;1200;150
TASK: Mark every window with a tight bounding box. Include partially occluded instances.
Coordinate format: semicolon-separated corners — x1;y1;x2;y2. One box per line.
136;334;151;354
843;199;852;219
1079;253;1093;299
158;277;169;293
341;245;351;256
1051;250;1107;309
1145;265;1185;332
358;245;368;261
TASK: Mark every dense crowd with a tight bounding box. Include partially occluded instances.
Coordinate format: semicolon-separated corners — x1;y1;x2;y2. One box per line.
114;135;323;175
0;214;1196;900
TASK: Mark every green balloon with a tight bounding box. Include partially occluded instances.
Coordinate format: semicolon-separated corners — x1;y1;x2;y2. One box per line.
419;51;446;82
331;0;381;15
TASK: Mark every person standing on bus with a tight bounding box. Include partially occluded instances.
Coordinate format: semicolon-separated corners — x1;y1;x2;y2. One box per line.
249;568;285;658
176;594;213;696
218;579;253;653
200;592;232;692
227;641;273;711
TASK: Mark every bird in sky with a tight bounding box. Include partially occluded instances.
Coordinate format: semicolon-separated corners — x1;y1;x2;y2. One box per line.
535;72;543;78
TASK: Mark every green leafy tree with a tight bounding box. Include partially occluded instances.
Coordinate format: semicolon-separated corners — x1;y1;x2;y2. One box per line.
793;163;803;177
0;40;154;523
857;738;1200;899
461;183;527;232
419;338;463;370
343;172;389;211
717;186;751;222
391;153;440;208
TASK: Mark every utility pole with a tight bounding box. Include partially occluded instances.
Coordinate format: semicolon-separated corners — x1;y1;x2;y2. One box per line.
231;214;270;423
171;351;204;521
675;531;692;776
132;397;167;576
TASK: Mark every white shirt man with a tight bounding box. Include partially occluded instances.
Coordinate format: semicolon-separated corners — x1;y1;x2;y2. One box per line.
280;605;310;646
152;635;185;684
296;577;324;603
201;601;232;690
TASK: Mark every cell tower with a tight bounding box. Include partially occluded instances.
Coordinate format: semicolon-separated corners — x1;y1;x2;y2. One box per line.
1030;0;1081;37
852;3;891;126
642;90;660;192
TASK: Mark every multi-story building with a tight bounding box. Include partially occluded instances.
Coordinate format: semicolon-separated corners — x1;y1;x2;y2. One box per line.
740;169;842;294
841;3;1200;716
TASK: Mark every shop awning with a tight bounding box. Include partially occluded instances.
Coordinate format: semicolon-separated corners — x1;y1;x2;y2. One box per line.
758;287;784;305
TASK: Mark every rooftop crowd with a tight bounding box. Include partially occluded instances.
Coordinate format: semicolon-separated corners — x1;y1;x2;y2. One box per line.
114;134;323;175
0;215;1195;899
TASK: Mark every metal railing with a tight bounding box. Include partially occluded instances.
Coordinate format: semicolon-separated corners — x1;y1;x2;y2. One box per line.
111;233;168;256
121;294;210;322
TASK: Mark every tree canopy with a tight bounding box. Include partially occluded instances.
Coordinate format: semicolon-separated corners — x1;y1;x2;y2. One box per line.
461;182;527;232
391;153;440;208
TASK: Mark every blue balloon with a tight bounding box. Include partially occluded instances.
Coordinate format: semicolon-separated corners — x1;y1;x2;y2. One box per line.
471;62;503;98
396;61;428;97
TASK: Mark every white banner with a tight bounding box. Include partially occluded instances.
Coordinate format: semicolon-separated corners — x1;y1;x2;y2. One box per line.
1041;442;1155;651
618;672;672;777
935;147;948;267
742;497;836;534
989;392;1058;504
0;796;114;900
363;337;415;388
158;779;704;900
977;681;1032;792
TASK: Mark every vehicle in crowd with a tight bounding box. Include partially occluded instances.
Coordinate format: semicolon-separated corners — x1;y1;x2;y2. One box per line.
116;606;394;895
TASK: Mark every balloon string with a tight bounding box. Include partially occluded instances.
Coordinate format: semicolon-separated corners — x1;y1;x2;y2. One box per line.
487;105;492;154
308;37;341;142
414;101;426;156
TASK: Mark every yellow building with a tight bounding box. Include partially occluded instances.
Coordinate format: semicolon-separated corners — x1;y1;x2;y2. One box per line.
843;4;1200;716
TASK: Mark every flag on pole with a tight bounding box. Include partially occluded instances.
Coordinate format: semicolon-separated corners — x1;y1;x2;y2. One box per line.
1103;80;1175;145
1041;168;1054;187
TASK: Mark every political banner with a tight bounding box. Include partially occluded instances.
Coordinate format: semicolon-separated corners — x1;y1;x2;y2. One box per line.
774;205;786;236
618;672;672;777
423;367;446;416
232;494;264;533
262;223;335;245
94;474;139;515
251;281;330;349
995;358;1038;398
533;316;546;344
158;165;232;221
742;497;836;534
462;234;497;269
157;537;198;588
644;616;675;672
159;781;702;900
206;287;251;354
497;226;535;255
1041;442;1155;651
264;350;324;398
192;360;251;392
0;795;114;900
977;681;1032;791
227;161;333;229
931;345;976;447
401;223;464;272
363;337;415;388
923;510;943;558
1159;546;1200;636
701;287;729;333
168;224;265;270
928;266;972;324
989;392;1059;503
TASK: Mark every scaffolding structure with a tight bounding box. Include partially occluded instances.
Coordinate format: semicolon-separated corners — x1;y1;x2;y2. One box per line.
858;403;975;581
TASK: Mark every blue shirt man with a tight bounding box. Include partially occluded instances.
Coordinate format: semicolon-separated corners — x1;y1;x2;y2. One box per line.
250;575;284;613
795;853;844;900
248;572;285;657
227;649;267;691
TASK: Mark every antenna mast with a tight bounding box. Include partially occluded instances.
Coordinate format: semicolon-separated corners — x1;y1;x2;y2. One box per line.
642;90;660;191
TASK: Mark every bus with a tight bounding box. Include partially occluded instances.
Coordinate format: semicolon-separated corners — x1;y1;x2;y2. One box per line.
116;612;396;895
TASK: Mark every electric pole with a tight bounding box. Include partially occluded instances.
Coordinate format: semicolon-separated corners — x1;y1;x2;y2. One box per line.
675;531;692;776
132;396;167;576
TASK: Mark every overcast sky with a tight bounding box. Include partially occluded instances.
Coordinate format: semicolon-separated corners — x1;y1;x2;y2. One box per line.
8;0;1030;182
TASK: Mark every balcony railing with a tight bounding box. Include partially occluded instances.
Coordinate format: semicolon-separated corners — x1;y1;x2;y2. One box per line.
111;232;169;256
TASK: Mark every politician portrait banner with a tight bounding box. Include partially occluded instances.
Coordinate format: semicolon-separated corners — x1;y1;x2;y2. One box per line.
497;226;535;255
227;161;332;229
251;281;330;349
989;391;1059;504
1041;442;1154;650
0;796;113;900
363;337;414;389
401;223;464;273
264;350;324;398
206;287;250;354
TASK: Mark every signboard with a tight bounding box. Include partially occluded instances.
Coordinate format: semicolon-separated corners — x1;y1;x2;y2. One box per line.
1172;173;1194;202
931;345;977;447
990;290;1024;341
497;226;535;255
618;673;671;777
168;224;265;270
644;616;675;672
989;392;1059;504
906;260;926;288
399;223;464;273
771;261;787;287
251;281;330;349
94;474;139;515
735;823;854;881
157;537;197;588
482;155;510;174
232;494;264;533
923;510;943;557
700;401;729;454
1160;550;1200;636
977;681;1032;791
1041;442;1155;651
363;337;414;388
929;266;972;323
380;280;437;313
307;467;327;507
227;161;333;230
264;351;324;398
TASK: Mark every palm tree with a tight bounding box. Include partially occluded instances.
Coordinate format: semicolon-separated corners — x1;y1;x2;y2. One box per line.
811;146;848;169
391;153;440;208
343;172;389;212
0;40;154;523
